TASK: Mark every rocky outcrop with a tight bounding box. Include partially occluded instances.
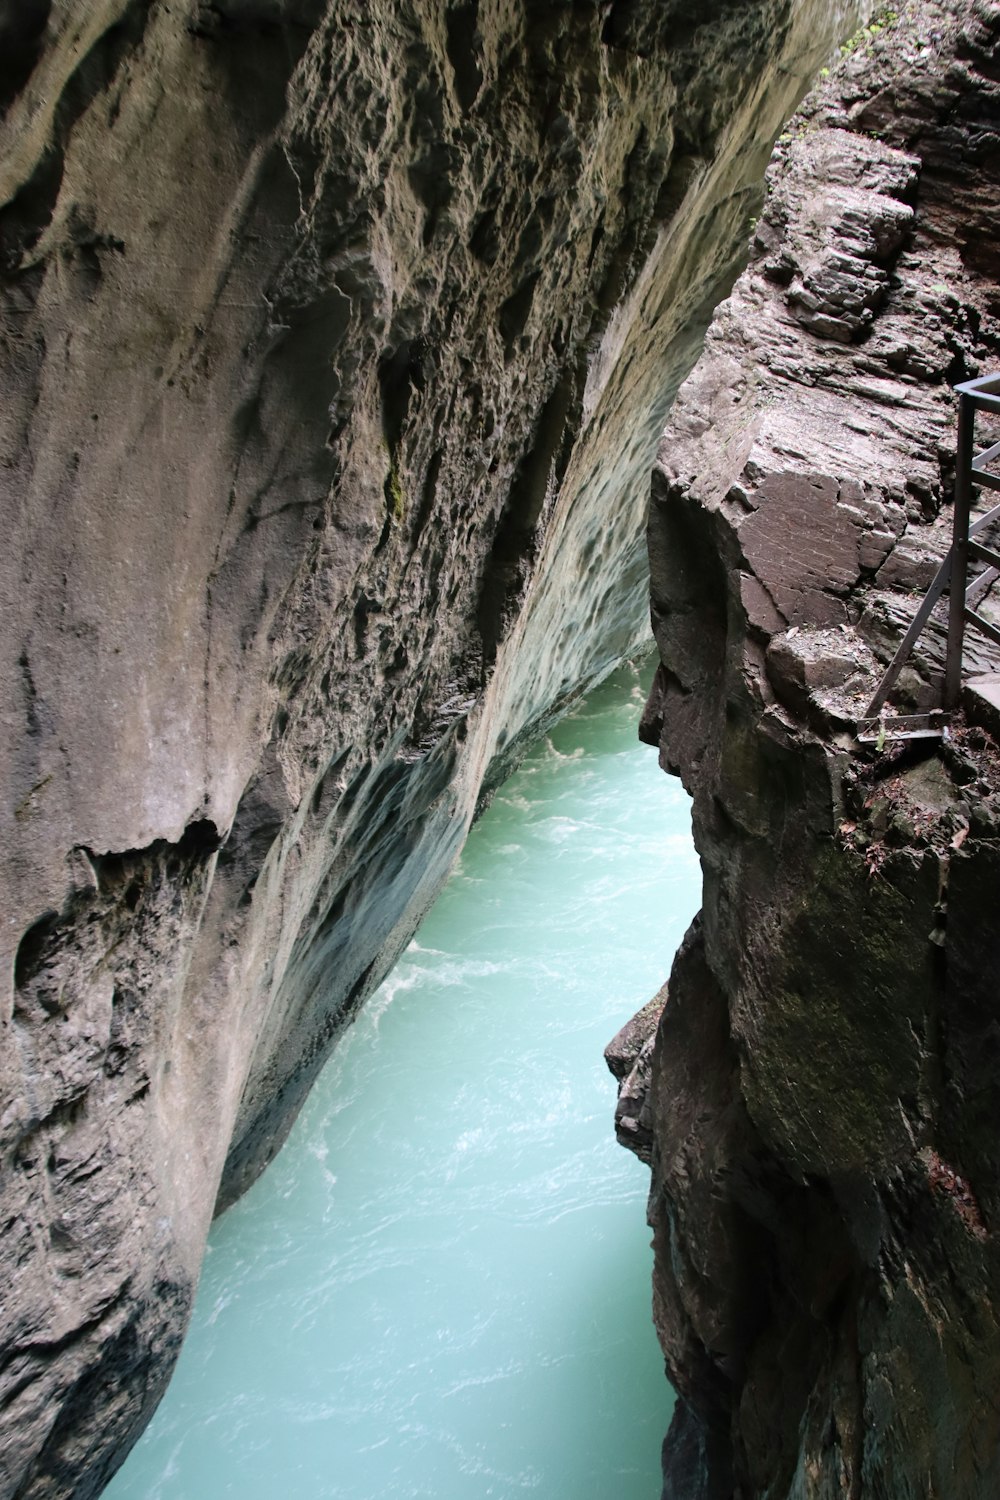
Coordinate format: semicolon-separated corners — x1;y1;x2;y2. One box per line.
0;1;874;1494
605;986;664;1163
633;4;1000;1496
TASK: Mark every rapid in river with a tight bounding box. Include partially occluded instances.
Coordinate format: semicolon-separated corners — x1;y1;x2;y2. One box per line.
105;657;701;1500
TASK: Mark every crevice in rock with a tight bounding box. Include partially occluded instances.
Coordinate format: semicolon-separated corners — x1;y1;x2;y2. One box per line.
444;0;482;114
476;367;579;668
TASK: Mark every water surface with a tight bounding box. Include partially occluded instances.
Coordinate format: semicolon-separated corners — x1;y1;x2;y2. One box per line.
105;659;700;1500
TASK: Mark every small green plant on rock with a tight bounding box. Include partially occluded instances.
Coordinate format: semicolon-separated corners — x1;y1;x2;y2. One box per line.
840;6;899;56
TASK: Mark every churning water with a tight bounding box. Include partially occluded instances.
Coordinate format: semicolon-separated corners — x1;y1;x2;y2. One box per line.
104;658;701;1500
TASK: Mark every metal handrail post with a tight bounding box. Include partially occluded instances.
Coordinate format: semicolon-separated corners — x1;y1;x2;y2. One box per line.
944;390;975;709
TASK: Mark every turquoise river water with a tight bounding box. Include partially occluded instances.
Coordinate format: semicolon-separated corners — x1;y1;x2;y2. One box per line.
104;660;701;1500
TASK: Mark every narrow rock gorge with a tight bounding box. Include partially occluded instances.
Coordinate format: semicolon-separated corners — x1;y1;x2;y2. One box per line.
0;1;874;1495
625;3;1000;1495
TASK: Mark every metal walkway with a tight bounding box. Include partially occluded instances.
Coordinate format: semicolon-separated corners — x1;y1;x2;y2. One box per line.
857;372;1000;744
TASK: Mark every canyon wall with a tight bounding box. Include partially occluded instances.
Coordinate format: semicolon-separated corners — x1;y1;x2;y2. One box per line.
632;3;1000;1495
0;1;871;1494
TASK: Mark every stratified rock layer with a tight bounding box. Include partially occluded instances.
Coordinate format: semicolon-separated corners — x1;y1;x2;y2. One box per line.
635;4;1000;1495
0;1;871;1494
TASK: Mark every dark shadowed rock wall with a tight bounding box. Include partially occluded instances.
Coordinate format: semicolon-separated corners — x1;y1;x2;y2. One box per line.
627;3;1000;1495
0;0;872;1494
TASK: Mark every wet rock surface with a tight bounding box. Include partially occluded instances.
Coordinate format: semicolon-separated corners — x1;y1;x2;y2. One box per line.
632;4;1000;1496
0;0;872;1493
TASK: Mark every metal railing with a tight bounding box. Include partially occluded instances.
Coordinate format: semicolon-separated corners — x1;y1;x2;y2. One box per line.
859;372;1000;737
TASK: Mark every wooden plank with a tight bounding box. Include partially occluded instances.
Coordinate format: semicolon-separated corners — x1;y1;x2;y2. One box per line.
857;729;944;742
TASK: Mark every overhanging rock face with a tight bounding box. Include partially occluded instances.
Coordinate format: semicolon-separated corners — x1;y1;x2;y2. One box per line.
0;1;869;1494
634;4;1000;1496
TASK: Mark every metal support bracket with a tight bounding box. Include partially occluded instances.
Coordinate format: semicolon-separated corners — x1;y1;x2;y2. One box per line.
859;372;1000;734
